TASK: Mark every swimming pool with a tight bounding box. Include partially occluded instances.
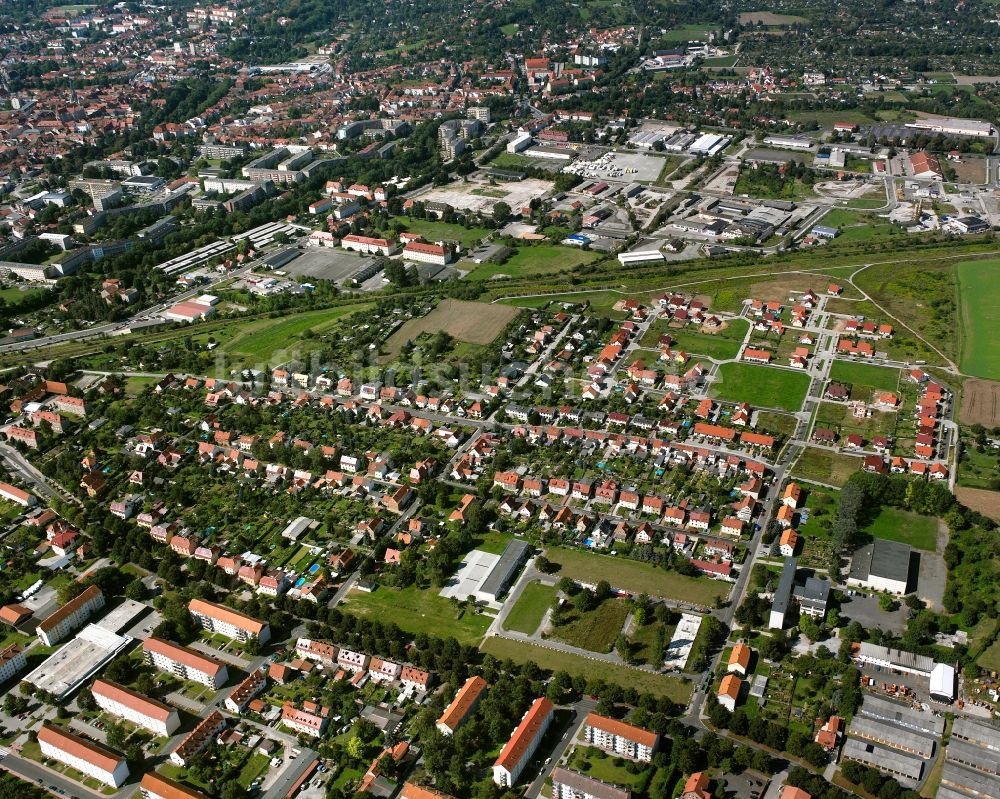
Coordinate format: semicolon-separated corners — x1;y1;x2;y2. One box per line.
294;577;306;588
308;563;320;574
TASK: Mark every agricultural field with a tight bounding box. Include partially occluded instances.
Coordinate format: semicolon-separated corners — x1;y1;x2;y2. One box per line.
959;378;1000;427
860;506;939;551
463;244;599;282
956;487;1000;522
828;361;901;392
792;447;864;487
479;636;692;702
710;362;810;412
381;299;519;360
220;302;372;364
738;11;809;24
957;259;1000;380
546;546;729;605
502;582;557;634
341;584;492;646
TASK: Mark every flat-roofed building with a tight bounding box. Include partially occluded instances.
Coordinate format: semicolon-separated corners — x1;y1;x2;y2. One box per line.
143;637;229;688
493;697;554;786
552;767;631;799
92;679;180;736
38;723;129;788
769;557;796;630
582;713;659;762
187;598;270;644
437;675;487;735
140;772;210;799
476;539;530;604
37;585;105;646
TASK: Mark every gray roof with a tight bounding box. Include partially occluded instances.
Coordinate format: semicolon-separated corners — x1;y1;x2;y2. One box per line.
847;715;936;758
859;695;945;736
551;768;630;799
842;738;924;781
479;539;530;597
952;716;1000;753
947;738;1000;774
941;762;1000;799
849;539;911;584
794;576;830;605
772;557;797;617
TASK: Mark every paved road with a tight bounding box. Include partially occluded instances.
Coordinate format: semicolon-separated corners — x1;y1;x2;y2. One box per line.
0;442;80;506
525;697;596;798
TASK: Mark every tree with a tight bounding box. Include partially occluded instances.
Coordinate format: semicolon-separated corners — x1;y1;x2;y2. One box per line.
492;201;511;226
105;721;127;750
878;594;896;612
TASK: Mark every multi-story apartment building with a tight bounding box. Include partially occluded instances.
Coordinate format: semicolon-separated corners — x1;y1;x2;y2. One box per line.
37;585;105;646
0;644;26;683
224;670;267;714
91;679;180;736
582;714;659;762
552;767;631;799
143;637;229;688
337;648;370;673
140;772;209;799
170;711;227;766
295;638;339;666
436;676;487;735
38;723;129;788
492;697;554;786
280;702;329;737
187;598;270;645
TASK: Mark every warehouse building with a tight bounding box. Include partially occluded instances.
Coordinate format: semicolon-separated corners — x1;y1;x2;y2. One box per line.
847;539;913;595
476;539;530;604
859;695;945;737
841;738;924;785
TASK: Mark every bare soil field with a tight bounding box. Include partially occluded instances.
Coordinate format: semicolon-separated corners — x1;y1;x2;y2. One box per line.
749;278;823;303
960;378;1000;426
382;299;519;359
956;487;1000;522
951;159;988;185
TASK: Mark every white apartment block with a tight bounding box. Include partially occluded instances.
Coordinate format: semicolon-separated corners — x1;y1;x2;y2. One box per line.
38;723;129;788
143;637;229;688
188;598;270;644
92;679;180;736
37;585;105;646
582;714;659;762
337;648;370;673
140;772;209;799
0;644;26;683
492;697;554;787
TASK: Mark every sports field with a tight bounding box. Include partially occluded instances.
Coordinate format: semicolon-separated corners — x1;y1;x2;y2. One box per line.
957;259;1000;379
381;299;518;360
479;637;692;702
828;361;900;392
710;362;810;412
546;547;729;605
221;303;372;364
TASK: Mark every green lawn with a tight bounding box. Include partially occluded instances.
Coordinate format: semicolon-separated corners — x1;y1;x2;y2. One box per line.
957;259;1000;379
653;155;684;186
220;303;371;362
503;582;557;634
389;217;490;249
646;318;749;359
124;376;158;395
551;598;629;653
464;244;598;282
546;546;729;605
569;746;655;789
471;530;515;555
828;361;901;392
480;637;692;703
710;362;810;412
0;286;47;303
792;447;863;487
861;507;939;551
502;290;626;318
341;583;491;645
